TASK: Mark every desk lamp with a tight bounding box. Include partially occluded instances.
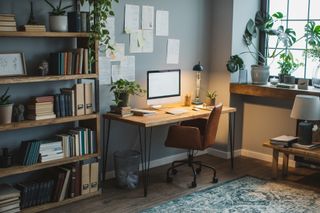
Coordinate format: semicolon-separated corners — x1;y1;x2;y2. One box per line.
290;95;320;145
192;61;204;105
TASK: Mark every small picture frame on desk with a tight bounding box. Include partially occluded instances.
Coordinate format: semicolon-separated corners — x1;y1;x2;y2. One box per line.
0;53;27;77
298;79;309;90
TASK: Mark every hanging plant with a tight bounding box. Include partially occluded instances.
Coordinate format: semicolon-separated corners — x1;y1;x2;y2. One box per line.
80;0;119;70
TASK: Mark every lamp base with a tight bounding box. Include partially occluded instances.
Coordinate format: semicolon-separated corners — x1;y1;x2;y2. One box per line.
192;98;202;105
298;121;313;145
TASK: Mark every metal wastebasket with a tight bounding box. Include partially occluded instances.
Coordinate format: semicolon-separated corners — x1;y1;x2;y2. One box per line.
113;150;140;189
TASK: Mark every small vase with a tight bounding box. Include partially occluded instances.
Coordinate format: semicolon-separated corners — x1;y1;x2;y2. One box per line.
312;63;320;88
209;99;216;106
238;69;247;84
49;15;68;32
251;65;270;85
0;104;13;124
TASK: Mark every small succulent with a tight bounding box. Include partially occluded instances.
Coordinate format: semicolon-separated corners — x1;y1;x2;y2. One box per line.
0;88;11;105
44;0;72;16
207;90;217;100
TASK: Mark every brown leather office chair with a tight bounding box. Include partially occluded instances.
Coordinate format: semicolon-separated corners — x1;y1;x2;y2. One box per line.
165;104;223;187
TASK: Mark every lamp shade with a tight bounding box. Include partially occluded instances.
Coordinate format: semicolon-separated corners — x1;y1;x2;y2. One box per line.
193;61;204;72
290;95;320;121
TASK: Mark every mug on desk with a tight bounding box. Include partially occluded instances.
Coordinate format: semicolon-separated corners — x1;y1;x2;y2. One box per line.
184;94;192;106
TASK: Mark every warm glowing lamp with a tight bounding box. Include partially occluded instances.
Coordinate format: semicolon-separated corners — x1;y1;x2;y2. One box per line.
192;61;204;105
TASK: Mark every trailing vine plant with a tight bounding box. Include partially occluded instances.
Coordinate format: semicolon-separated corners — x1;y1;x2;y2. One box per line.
80;0;119;71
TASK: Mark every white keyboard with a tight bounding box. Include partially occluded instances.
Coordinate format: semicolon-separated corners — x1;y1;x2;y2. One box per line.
165;108;188;115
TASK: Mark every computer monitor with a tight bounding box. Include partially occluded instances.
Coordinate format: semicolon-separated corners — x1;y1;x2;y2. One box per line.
147;69;181;106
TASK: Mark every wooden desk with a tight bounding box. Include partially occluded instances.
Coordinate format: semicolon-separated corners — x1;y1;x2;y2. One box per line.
263;141;320;178
102;106;236;196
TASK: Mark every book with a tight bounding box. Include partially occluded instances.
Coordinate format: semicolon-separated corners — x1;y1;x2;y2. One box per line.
84;83;93;114
59;167;71;201
81;163;90;195
270;135;298;142
0;26;16;31
30;96;54;103
0;200;20;212
74;83;85;116
52;169;67;202
0;184;20;201
0;21;16;26
89;162;99;193
292;142;320;150
27;113;56;120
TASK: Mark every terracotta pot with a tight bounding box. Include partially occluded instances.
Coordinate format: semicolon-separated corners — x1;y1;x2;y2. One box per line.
0;104;13;124
49;15;68;32
251;65;270;85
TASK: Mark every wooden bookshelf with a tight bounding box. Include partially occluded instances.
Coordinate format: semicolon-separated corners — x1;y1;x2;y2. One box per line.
0;31;90;38
0;113;98;132
0;153;99;178
0;74;98;85
22;191;101;213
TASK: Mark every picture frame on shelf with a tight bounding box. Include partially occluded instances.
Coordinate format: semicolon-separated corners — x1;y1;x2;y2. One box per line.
0;53;26;77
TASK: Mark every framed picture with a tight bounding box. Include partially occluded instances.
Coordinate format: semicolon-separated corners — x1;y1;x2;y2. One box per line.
298;79;309;90
0;53;26;77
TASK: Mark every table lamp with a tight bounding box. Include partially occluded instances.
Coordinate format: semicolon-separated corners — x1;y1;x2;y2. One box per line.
192;61;204;105
290;95;320;145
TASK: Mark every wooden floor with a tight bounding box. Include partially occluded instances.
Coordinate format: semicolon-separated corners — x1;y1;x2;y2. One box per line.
44;155;320;213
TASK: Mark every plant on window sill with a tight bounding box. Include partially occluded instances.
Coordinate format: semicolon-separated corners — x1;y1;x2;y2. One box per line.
277;51;303;83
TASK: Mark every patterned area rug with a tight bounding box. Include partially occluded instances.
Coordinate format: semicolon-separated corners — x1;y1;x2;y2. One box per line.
141;176;320;213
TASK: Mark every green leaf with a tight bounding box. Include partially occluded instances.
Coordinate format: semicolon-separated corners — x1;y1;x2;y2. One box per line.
226;55;244;73
272;12;283;19
245;19;257;38
255;11;273;30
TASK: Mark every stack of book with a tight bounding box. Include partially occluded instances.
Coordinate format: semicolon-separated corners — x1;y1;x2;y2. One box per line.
39;138;64;162
270;135;299;147
0;14;17;32
0;184;20;213
16;179;54;209
18;140;41;165
292;142;320;150
58;127;97;157
27;96;56;120
50;48;89;75
110;106;133;117
20;24;46;32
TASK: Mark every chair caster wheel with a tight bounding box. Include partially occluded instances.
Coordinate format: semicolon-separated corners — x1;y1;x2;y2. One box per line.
191;181;197;188
196;168;201;174
212;177;218;183
166;176;173;183
171;169;178;175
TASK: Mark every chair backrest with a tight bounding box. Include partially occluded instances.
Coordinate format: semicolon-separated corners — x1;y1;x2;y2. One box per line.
203;104;223;148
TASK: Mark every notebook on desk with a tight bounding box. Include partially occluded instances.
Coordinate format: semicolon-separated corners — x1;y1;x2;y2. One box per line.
165;108;188;115
131;108;156;116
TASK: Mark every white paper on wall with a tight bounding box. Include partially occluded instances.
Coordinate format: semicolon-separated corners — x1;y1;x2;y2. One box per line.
107;43;125;61
156;10;169;36
142;30;154;53
99;56;111;85
111;64;121;82
105;17;115;46
124;4;140;34
130;30;144;53
142;5;154;30
120;56;135;81
166;39;180;64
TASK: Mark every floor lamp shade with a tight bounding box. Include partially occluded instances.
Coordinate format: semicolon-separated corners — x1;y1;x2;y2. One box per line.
192;62;204;105
290;95;320;145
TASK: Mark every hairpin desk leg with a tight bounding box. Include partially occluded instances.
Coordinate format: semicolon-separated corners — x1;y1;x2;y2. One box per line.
102;119;111;190
229;111;236;169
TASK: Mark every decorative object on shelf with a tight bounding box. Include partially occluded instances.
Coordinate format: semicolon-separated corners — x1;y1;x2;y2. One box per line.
226;12;320;85
27;1;37;25
290;95;320;145
45;0;72;32
0;53;26;76
0;148;13;168
238;68;247;84
13;104;25;122
298;79;309;90
0;13;17;32
192;61;204;105
110;79;145;107
270;77;279;86
206;90;217;106
37;60;49;76
0;88;13;124
277;52;302;84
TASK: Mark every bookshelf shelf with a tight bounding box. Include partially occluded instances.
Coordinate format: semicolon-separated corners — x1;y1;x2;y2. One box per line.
0;31;90;38
0;74;98;85
0;113;98;132
22;191;101;213
0;153;99;178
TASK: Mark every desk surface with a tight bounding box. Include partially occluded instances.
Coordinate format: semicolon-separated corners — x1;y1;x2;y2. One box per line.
104;106;236;128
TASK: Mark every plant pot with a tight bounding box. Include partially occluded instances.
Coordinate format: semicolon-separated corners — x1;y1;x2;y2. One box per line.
209;99;215;106
251;65;270;85
283;75;295;84
49;15;68;32
0;104;13;124
117;93;129;107
278;74;285;83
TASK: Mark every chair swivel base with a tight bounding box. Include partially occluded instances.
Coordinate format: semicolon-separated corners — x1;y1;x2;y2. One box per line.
166;154;218;188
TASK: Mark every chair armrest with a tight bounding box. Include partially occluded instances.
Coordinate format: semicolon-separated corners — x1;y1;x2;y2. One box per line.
165;125;203;150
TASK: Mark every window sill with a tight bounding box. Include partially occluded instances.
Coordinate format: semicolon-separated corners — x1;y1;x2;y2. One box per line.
230;83;320;100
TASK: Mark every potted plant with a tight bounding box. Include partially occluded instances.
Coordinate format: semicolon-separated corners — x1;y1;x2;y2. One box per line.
226;11;297;84
0;88;13;124
110;79;146;107
206;90;217;106
45;0;72;32
277;52;302;84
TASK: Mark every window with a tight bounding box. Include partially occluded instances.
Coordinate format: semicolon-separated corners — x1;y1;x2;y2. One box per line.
267;0;319;79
